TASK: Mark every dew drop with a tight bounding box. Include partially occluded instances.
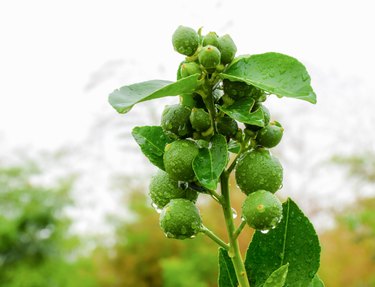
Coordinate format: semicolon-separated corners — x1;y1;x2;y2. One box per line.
231;208;238;219
261;229;270;234
190;235;196;239
151;202;163;214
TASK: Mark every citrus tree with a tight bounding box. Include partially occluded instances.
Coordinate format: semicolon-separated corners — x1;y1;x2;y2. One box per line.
108;26;323;287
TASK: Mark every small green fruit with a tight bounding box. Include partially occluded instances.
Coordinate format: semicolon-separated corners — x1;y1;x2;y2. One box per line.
202;32;219;47
223;79;264;100
149;170;198;208
172;26;199;56
216;116;238;137
235;148;283;194
198;45;221;70
164;140;199;181
180;62;202;78
217;34;237;64
190;108;211;132
257;121;284;148
161;104;192;138
242;190;283;230
160;198;202;239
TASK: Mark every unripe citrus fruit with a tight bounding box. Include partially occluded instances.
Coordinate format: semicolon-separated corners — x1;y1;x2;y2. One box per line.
202;32;219;47
217;34;237;64
216;116;238;137
180;62;202;78
163;140;199;181
242;190;283;230
149;170;198;208
190;108;211;132
160;198;202;239
223;80;264;101
172;26;199;56
198;45;221;70
235;149;283;194
257;121;284;148
161;104;192;138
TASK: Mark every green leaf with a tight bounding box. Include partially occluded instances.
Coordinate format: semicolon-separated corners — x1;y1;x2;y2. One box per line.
131;126;171;170
245;198;321;287
217;97;265;127
309;274;325;287
109;74;200;114
263;263;289;287
192;135;228;190
218;248;238;287
221;52;316;104
228;139;241;154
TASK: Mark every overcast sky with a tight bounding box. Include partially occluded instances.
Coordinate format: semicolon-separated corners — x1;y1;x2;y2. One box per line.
1;0;374;234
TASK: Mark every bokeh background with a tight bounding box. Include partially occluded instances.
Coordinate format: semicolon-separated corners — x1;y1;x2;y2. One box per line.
1;0;375;286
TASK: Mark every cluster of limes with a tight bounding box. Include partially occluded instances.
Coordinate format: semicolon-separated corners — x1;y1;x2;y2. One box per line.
149;26;285;239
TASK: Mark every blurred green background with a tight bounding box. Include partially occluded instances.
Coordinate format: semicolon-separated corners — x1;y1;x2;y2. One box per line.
1;152;375;286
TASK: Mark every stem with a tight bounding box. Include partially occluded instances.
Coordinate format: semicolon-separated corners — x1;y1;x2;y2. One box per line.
220;172;250;287
201;226;229;250
233;219;247;240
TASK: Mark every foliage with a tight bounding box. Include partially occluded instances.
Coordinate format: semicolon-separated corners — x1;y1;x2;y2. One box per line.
0;161;98;287
108;25;322;286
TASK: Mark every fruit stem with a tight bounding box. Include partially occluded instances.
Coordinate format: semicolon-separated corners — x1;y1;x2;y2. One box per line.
201;226;229;250
233;219;247;240
220;172;250;287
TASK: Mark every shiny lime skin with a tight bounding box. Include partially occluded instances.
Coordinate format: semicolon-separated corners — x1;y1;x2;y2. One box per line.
198;45;221;70
235;149;283;195
161;104;192;138
163;140;199;181
149;170;198;208
160;198;202;239
172;26;199;56
242;190;283;230
256;121;284;148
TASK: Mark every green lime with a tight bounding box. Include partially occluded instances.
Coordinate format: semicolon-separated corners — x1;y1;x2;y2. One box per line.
216;116;238;137
163;140;199;181
149;170;198;208
172;26;199;56
161;104;192;138
217;34;237;64
242;190;283;230
235;148;283;194
160;198;202;239
190;108;211;132
198;45;221;70
256;121;284;148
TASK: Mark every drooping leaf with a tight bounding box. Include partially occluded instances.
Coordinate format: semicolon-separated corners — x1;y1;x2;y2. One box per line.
245;198;321;287
308;274;325;287
217;97;265;127
109;74;200;114
263;263;289;287
131;126;171;170
221;52;316;104
193;134;228;190
218;248;238;287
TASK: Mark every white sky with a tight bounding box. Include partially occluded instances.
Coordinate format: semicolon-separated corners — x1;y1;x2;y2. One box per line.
1;0;375;234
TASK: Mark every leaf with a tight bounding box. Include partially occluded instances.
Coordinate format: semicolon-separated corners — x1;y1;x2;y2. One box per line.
245;198;321;287
218;248;238;287
217;97;265;127
192;135;228;190
109;74;200;114
228;139;241;154
263;264;289;287
308;274;325;287
131;126;171;170
221;52;317;104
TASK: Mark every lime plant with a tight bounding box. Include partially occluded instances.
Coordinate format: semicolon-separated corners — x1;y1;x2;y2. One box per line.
109;26;324;287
